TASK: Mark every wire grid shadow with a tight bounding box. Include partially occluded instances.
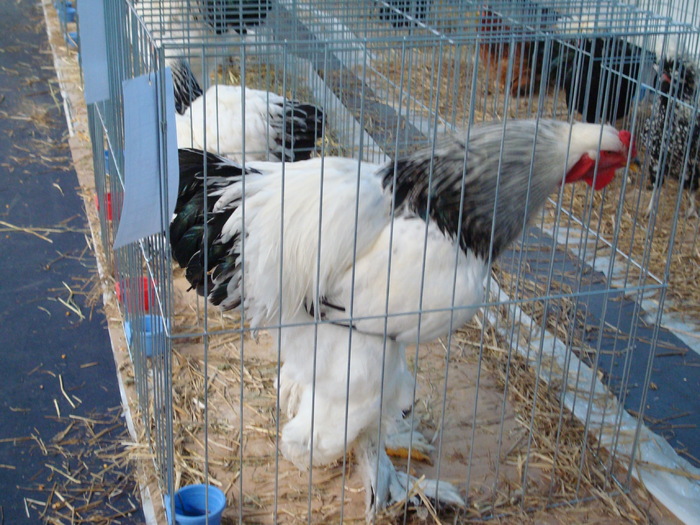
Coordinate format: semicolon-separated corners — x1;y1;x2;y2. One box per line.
83;0;700;522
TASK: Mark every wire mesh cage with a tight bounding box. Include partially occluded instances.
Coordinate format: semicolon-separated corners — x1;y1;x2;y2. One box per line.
83;0;700;522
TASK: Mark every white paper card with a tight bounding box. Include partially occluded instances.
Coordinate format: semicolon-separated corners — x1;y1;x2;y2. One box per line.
77;0;109;104
114;70;179;250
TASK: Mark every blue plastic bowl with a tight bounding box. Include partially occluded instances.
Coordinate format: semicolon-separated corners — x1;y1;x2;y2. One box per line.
164;485;226;525
124;314;168;358
64;6;76;22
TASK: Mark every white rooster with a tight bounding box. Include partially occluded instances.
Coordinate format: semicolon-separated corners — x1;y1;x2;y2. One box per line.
170;119;634;517
170;59;325;163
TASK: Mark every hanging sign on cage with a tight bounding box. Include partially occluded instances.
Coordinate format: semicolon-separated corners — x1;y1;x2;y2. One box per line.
77;0;109;104
114;70;179;250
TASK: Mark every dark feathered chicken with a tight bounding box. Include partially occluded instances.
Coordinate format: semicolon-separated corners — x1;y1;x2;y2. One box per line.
641;57;699;217
475;6;651;120
478;4;561;97
564;37;654;124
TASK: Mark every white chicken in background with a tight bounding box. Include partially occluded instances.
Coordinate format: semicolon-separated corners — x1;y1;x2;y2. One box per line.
170;119;634;517
175;81;325;163
170;58;325;163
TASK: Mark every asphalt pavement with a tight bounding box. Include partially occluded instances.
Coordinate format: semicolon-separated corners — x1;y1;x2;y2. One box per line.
0;0;142;522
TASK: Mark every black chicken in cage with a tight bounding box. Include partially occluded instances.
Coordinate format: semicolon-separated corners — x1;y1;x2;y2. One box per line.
563;37;656;125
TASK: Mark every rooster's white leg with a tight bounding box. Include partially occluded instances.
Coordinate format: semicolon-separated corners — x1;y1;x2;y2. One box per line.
383;344;434;462
356;431;464;521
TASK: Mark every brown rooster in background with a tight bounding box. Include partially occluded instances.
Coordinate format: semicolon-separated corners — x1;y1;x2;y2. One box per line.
479;8;538;96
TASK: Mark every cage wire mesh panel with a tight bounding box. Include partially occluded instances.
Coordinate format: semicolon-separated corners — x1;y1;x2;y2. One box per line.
85;0;179;506
84;0;700;522
633;0;700;28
